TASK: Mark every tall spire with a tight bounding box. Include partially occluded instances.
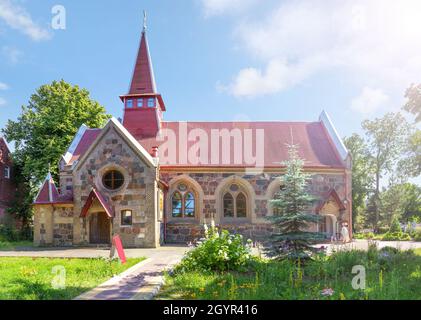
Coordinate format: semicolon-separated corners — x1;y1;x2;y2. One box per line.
128;11;157;95
121;11;166;140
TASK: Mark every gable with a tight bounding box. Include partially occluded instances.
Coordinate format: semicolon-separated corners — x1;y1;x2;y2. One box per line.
74;118;156;172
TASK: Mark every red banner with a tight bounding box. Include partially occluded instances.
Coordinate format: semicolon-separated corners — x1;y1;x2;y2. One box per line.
112;235;127;264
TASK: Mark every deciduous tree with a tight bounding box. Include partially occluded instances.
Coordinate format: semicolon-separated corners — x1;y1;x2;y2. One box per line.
361;112;410;231
2;80;110;227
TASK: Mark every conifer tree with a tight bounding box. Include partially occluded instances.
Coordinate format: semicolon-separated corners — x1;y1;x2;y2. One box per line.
266;144;324;260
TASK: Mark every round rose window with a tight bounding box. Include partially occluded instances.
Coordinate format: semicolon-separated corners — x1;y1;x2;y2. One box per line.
102;170;124;190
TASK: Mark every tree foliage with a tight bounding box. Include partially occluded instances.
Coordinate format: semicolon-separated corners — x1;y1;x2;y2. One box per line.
343;133;373;231
361;112;411;231
380;183;421;225
265;144;324;261
2;80;110;226
403;83;421;123
398;129;421;179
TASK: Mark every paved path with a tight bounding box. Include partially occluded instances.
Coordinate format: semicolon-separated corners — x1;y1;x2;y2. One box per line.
0;245;188;259
314;239;421;254
75;246;188;300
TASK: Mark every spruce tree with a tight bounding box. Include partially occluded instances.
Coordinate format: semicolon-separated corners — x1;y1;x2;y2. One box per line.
266;144;324;260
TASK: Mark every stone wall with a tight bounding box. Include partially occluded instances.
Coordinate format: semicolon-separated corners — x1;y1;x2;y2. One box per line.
165;222;280;244
33;205;74;246
72;125;159;248
161;170;351;243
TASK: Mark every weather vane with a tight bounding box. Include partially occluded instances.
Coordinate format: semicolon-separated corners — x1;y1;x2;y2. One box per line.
143;10;147;32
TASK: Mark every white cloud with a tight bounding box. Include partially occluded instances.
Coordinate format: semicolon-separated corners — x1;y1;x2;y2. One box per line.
2;45;23;64
219;0;421;98
351;87;389;115
0;82;9;90
0;97;6;106
200;0;257;17
226;57;324;97
0;0;51;41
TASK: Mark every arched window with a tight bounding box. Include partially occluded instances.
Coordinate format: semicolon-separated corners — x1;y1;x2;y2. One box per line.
236;192;247;218
223;193;234;217
171;192;182;217
223;184;248;219
184;192;195;217
171;183;196;218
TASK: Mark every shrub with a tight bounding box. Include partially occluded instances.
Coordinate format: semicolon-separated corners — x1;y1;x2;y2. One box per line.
389;217;402;233
379;246;399;255
412;229;421;242
377;226;389;234
174;223;252;273
353;232;374;239
382;231;411;241
0;225;21;242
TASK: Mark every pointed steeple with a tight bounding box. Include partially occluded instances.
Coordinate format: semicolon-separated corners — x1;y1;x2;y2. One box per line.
120;11;166;140
128;14;157;95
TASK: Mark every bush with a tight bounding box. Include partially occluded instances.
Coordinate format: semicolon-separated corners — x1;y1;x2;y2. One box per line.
412;229;421;242
377;226;389;234
379;246;399;255
174;223;252;273
354;232;374;239
0;225;21;242
382;231;411;241
389;217;402;233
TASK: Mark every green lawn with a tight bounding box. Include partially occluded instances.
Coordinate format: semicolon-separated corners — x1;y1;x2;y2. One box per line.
0;240;33;251
158;248;421;300
0;257;144;300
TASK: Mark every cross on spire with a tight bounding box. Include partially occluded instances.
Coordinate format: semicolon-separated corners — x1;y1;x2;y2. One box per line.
143;10;147;33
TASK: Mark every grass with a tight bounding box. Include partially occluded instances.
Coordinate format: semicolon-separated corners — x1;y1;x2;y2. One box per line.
0;257;144;300
0;240;33;250
157;247;421;300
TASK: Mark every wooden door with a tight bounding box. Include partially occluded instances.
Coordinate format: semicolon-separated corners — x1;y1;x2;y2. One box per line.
89;212;111;244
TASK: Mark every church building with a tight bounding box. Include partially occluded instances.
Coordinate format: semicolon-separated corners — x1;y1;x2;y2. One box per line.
33;18;352;248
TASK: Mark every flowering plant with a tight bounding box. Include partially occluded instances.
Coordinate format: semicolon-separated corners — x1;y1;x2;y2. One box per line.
174;220;252;273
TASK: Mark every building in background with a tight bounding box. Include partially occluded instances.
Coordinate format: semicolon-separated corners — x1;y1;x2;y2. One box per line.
0;137;16;224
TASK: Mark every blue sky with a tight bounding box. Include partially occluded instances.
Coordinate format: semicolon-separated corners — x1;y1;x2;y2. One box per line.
0;0;420;144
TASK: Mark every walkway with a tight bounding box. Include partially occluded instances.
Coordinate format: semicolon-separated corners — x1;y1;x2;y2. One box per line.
0;245;187;259
75;246;188;300
314;239;421;254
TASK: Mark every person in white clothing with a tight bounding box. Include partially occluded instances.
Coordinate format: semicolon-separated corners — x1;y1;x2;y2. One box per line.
341;223;350;243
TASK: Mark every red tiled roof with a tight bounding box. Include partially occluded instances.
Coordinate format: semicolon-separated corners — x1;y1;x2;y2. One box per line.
69;129;101;165
34;173;73;204
137;121;345;168
80;188;114;218
64;121;345;169
316;188;346;212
